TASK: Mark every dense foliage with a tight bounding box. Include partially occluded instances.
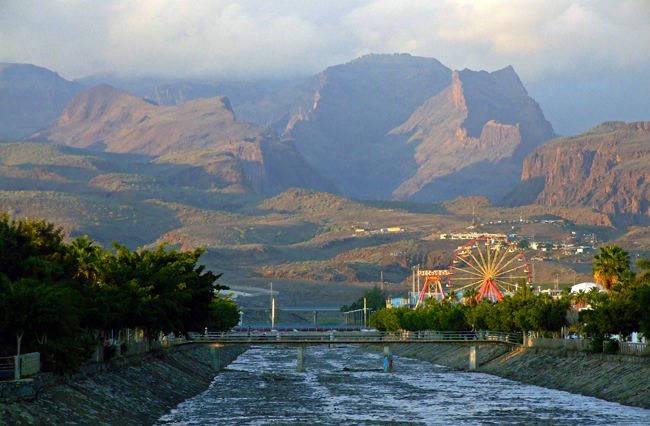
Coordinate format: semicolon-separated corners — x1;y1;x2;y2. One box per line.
341;286;388;313
369;285;570;335
580;250;650;341
369;246;650;351
0;215;239;372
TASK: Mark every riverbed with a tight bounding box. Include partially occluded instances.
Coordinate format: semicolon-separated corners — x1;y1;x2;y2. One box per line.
158;345;650;425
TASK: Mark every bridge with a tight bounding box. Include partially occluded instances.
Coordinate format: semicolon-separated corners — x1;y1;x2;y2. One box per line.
178;330;522;372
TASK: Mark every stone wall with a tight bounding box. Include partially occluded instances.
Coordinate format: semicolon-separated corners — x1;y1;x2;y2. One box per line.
0;343;247;425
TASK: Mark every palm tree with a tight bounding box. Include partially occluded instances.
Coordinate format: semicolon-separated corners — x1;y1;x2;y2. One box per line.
462;288;479;306
592;246;630;291
445;290;460;305
572;290;589;310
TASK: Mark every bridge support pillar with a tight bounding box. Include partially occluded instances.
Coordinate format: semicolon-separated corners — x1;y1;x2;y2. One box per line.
383;346;392;372
469;345;477;371
297;346;305;372
210;346;222;371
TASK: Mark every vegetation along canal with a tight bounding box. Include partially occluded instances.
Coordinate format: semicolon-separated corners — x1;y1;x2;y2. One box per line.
158;345;650;425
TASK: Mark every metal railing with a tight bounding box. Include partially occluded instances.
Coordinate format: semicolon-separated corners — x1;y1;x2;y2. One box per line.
0;356;14;380
184;330;522;346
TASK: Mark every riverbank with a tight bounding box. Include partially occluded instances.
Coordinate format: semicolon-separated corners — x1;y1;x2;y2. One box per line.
382;342;650;409
0;344;247;425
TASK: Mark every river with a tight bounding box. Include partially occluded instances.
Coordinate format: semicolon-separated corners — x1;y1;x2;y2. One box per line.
158;345;650;425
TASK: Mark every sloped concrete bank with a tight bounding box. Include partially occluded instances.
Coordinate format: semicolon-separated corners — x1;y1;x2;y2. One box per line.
0;344;247;425
382;343;650;408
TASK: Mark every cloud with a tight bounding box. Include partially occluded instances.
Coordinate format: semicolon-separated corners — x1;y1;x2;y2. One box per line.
1;0;648;82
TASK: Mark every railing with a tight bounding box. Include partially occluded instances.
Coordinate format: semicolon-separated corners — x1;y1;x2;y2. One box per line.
0;356;14;380
618;341;650;356
185;330;522;345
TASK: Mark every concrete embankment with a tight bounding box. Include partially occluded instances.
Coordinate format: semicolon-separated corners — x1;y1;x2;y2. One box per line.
382;342;650;409
0;343;247;425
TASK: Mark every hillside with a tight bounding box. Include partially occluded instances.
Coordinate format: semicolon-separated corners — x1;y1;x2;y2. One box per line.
0;142;631;298
503;121;650;226
0;63;82;139
29;85;334;195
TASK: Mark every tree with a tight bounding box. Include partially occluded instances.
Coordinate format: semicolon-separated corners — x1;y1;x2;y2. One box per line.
369;307;402;331
207;295;240;331
635;285;650;338
635;259;650;287
341;286;387;313
592;246;630;291
462;288;479;306
516;239;529;249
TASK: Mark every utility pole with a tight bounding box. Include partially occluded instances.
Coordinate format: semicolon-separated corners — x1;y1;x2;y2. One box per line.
380;271;384;291
270;282;275;329
412;266;416;307
363;297;367;328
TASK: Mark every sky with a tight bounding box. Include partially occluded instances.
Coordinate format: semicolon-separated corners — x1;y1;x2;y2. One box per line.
1;0;648;135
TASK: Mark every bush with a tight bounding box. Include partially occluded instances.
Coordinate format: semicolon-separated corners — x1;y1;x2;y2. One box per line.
586;335;605;354
603;338;620;354
39;336;95;373
103;344;117;361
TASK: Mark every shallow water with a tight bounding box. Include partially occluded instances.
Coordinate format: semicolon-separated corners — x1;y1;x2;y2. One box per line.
158;345;650;425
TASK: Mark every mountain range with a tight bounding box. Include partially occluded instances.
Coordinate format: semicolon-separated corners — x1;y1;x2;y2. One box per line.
0;54;648;228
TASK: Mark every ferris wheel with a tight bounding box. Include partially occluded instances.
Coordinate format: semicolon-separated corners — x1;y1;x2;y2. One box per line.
449;236;531;302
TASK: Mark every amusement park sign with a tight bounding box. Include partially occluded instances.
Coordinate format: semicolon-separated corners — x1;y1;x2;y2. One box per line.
417;269;451;277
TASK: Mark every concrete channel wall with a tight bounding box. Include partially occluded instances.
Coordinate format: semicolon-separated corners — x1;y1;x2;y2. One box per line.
380;339;650;409
0;343;248;425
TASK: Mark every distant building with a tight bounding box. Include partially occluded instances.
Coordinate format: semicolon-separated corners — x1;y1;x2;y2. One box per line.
440;232;507;240
571;282;602;293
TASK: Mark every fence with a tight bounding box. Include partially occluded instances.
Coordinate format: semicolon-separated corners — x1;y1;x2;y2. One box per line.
20;352;40;376
531;337;649;356
0;352;41;381
619;342;650;356
531;337;589;351
0;356;13;380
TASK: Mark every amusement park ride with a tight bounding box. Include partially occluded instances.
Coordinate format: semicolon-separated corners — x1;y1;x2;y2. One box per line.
414;236;532;305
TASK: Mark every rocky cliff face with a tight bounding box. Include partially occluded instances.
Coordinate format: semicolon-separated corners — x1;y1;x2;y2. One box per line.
284;54;453;199
503;121;650;225
0;63;82;139
284;54;555;202
31;85;334;195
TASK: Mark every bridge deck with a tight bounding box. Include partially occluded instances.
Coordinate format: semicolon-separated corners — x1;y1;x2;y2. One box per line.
182;330;522;346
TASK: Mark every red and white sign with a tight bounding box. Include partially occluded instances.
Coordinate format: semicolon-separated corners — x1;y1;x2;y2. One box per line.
417;269;451;277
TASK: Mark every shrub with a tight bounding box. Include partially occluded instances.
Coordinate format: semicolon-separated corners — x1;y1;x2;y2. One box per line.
603;338;620;354
103;344;117;361
39;335;95;373
586;335;604;354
